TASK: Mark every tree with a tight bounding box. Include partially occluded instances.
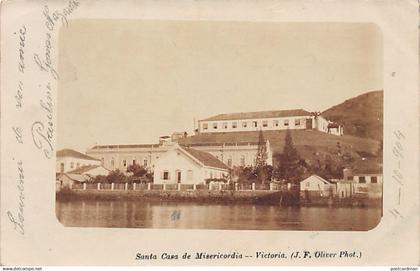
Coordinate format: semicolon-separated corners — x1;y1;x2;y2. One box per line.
254;164;273;184
255;129;267;167
236;166;255;183
273;130;306;184
93;175;107;183
105;169;126;183
253;130;271;183
126;164;147;177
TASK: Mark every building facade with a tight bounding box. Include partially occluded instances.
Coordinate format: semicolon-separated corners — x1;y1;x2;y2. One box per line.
86;139;273;173
67;164;110;177
153;144;230;185
197;109;343;136
300;175;335;197
56;149;102;173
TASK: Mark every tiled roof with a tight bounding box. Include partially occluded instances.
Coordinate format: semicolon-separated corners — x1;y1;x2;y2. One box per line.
201;109;312;121
58;173;90;183
56;149;100;161
302;175;331;184
67;165;101;174
181;146;230;170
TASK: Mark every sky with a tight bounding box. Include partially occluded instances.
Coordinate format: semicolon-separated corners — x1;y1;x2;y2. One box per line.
57;20;383;152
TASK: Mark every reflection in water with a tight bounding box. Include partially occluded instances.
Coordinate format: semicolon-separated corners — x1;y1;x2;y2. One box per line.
56;199;382;231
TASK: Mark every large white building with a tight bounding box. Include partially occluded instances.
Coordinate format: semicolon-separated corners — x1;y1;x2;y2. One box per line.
197;109;343;136
86;139;273;172
56;149;102;173
153;143;230;185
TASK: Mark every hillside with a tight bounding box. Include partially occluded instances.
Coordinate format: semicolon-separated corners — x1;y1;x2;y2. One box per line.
178;130;382;170
322;90;383;141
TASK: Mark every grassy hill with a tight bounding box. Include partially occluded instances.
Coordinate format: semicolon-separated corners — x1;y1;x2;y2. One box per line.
179;129;382;170
322;90;383;141
178;90;383;173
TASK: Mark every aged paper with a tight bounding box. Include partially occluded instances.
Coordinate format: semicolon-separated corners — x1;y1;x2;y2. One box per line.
1;0;418;266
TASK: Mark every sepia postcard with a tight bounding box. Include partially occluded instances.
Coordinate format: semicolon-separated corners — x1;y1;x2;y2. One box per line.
0;0;419;266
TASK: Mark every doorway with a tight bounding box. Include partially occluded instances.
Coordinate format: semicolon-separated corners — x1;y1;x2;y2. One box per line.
177;171;182;183
306;118;313;129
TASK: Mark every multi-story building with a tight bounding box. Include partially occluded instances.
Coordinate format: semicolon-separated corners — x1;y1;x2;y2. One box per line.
85;138;273;173
197;109;343;136
56;149;102;173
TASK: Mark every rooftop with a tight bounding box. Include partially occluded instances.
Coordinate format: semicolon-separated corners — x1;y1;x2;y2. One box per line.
67;165;104;174
57;173;90;183
201;109;312;121
56;149;100;161
90;144;161;150
181;146;230;170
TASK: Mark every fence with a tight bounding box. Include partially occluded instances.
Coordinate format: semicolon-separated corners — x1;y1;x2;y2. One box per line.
68;181;288;192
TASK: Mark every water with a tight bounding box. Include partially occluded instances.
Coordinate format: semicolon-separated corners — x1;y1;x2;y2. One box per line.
56;199;382;231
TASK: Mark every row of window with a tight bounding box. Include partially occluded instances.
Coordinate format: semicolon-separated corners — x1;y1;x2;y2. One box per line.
205;170;226;179
161;170;226;182
70;162;82;169
162;170;194;182
347;176;379;183
202;119;304;130
215;155;246;167
105;157;158;169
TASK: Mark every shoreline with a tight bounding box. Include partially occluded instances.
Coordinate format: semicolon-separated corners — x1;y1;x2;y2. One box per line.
56;189;382;208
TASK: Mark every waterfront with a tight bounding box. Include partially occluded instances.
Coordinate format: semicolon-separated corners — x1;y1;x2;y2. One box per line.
56;199;382;230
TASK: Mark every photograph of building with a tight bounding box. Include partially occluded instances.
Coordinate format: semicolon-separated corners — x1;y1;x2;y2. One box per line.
56;149;101;173
197;109;343;136
56;21;383;231
85;135;273;172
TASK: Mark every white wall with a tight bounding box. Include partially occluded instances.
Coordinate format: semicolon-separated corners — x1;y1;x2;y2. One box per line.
87;142;273;171
56;157;101;173
198;115;343;136
199;116;309;133
192;142;273;168
351;174;383;184
314;116;330;133
153;148;229;185
87;147;168;172
300;176;330;192
153;149;204;185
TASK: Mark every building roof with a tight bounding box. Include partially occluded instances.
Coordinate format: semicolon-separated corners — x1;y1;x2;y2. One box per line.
327;123;340;128
301;175;331;184
90;144;160;150
59;173;90;183
180;142;259;147
67;165;107;174
201;109;312;121
180;146;230;170
56;149;100;161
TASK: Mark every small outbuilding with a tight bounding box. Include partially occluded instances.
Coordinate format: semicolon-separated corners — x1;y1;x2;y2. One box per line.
300;175;335;198
56;173;90;190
